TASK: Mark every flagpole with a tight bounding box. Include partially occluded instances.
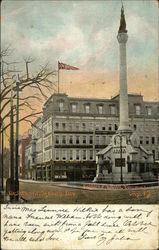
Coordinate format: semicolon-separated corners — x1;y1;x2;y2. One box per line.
58;61;60;94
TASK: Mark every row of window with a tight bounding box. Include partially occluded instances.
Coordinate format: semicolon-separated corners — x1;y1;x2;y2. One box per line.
59;102;156;116
55;135;111;145
135;105;154;116
133;124;158;132
55;122;118;131
59;102;116;115
35;148;159;163
55;149;95;161
140;136;159;145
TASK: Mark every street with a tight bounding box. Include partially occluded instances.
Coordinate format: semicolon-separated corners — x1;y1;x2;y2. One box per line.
8;180;158;204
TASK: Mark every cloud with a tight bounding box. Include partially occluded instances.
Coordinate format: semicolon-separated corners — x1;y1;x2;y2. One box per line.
128;13;157;40
1;0;158;99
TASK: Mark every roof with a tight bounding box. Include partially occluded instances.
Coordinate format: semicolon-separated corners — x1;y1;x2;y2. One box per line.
127;144;138;154
139;145;153;155
97;144;112;156
111;93;143;100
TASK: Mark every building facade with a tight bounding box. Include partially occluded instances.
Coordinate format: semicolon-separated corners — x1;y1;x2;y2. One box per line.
18;130;32;178
25;92;159;181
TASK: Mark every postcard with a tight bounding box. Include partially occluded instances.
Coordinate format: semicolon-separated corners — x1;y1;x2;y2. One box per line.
1;0;159;249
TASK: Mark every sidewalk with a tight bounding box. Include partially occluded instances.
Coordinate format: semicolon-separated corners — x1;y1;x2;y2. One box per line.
19;179;159;191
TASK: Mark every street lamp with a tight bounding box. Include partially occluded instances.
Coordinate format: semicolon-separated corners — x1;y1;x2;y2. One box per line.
114;134;123;184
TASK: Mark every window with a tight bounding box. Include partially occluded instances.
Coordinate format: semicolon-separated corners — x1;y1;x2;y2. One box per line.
76;136;80;144
115;124;118;131
83;150;86;160
90;150;93;160
62;150;66;160
90;135;93;144
59;102;64;112
62;123;66;130
147;107;152;116
83;136;86;144
55;150;59;160
75;123;79;130
134;124;137;130
32;157;35;164
55;122;59;130
102;126;106;131
96;136;100;145
76;150;80;160
85;105;90;114
70;150;73;160
135;105;141;115
72;104;77;113
108;124;112;131
55;135;59;144
62;135;66;144
98;105;103;114
82;123;86;130
146;136;149;145
140;136;143;145
89;122;93;131
152;137;155;144
110;106;116;115
95;124;99;131
69;135;73;144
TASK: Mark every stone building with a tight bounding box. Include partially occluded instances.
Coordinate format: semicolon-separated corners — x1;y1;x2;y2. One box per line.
25;92;159;181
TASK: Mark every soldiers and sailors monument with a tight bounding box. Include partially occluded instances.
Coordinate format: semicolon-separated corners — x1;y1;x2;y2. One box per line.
94;5;156;183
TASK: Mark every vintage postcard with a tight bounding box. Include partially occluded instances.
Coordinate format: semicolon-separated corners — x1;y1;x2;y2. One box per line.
0;0;159;249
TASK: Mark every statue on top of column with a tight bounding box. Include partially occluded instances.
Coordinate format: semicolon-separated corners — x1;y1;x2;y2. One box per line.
118;5;127;33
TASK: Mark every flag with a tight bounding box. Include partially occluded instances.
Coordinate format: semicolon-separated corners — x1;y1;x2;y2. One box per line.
58;61;79;70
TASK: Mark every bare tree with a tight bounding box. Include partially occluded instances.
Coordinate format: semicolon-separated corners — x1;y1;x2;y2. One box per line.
0;47;57;191
0;46;57;134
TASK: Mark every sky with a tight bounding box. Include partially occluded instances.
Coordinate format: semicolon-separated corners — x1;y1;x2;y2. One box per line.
1;0;159;139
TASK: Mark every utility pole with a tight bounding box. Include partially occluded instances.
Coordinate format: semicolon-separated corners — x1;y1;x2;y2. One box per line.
0;125;4;203
0;61;2;200
1;128;4;191
10;81;14;202
14;74;21;201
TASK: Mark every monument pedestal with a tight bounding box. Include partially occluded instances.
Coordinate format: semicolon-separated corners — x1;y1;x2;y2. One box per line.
94;132;156;183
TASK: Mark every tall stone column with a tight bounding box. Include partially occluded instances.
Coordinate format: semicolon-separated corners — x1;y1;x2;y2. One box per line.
117;6;131;133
